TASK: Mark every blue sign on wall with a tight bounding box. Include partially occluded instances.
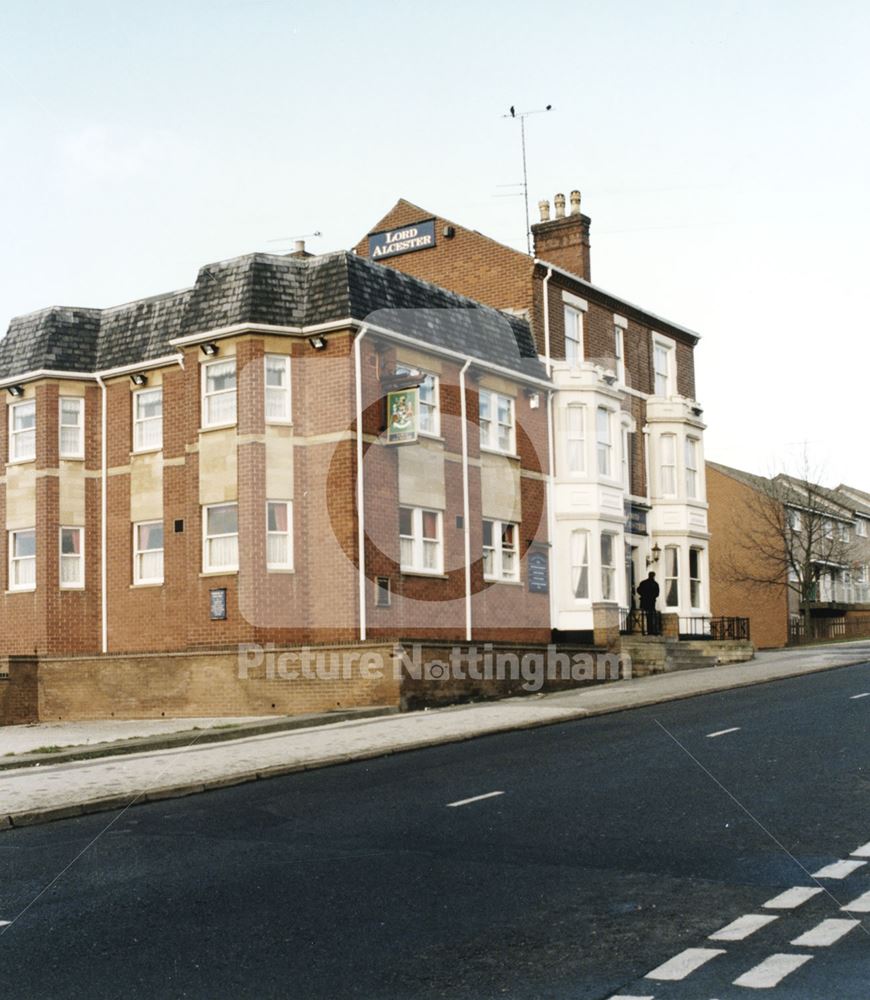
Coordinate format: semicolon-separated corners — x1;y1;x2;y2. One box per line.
369;220;436;260
527;550;549;594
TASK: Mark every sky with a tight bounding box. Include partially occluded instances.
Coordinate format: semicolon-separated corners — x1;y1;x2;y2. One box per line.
1;0;867;486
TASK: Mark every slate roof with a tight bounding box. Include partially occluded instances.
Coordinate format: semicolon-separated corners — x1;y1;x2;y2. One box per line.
707;462;853;518
0;252;545;382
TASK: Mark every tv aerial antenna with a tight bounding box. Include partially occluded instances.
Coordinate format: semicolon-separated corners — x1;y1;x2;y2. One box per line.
501;104;552;255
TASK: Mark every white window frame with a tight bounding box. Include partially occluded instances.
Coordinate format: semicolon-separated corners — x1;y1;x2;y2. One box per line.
9;399;36;463
600;532;617;601
203;502;239;573
570;529;590;601
613;325;625;384
857;519;868;538
266;500;294;571
264;355;292;424
565;404;586;475
59;397;85;460
652;333;676;397
133;520;164;586
201;357;237;429
396;366;440;437
399;506;443;575
621;425;630;491
479;389;516;455
664;545;680;608
9;528;36;592
789;509;802;533
838;522;850;542
660;433;677;497
482;519;520;582
689;546;703;609
596;407;612;477
133;387;163;453
564;305;584;365
59;526;84;589
685;436;699;499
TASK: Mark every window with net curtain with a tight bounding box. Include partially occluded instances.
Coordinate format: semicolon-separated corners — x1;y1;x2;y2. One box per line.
205;504;239;572
267;501;292;569
134;388;163;452
665;545;680;607
399;507;441;573
10;529;36;589
135;522;164;584
59;398;84;458
60;527;83;587
571;529;589;599
566;404;585;474
265;355;291;423
10;401;36;462
600;533;616;601
203;359;237;427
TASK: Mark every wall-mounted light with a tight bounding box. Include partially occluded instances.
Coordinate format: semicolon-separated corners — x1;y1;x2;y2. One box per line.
691;405;704;417
130;372;148;387
6;384;24;397
602;372;618;386
308;336;327;350
523;388;541;409
646;543;662;567
200;342;219;357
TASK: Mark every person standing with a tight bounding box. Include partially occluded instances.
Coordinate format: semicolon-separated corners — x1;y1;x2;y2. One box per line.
637;571;661;635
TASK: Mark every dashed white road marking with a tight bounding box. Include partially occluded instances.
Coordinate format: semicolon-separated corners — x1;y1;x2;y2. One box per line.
790;917;860;947
0;921;10;928
733;953;813;989
842;889;870;913
763;886;824;910
446;790;504;808
851;840;870;858
850;692;870;700
812;858;867;879
709;913;778;941
608;995;654;999
645;947;726;981
706;727;741;738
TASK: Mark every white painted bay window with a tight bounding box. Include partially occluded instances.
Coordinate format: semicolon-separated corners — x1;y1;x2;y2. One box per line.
600;533;616;601
399;506;442;574
596;407;612;477
59;398;84;459
660;434;676;496
265;355;291;423
566;404;585;474
479;390;515;454
570;529;590;600
9;529;36;591
266;500;293;570
689;547;703;608
133;388;163;452
664;545;680;607
134;521;164;585
203;503;239;573
202;358;237;428
60;527;84;588
9;400;36;462
685;437;699;499
483;519;519;581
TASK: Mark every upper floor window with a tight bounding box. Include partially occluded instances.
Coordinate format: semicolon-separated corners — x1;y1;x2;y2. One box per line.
399;506;442;574
266;500;293;570
596;407;612;477
564;305;583;364
600;533;616;601
59;398;84;459
660;433;677;496
60;527;84;588
571;529;590;600
396;366;440;436
789;509;802;533
839;522;850;542
483;519;519;582
133;388;163;452
479;390;515;454
203;503;239;573
621;426;630;491
202;358;237;428
685;437;699;499
653;336;676;397
9;528;36;591
134;521;164;585
613;325;625;384
9;400;36;462
858;519;868;538
664;545;680;607
265;355;291;423
566;404;585;475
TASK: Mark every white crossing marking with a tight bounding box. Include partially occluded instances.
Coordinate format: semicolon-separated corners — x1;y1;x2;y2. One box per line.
842;889;870;913
812;858;867;879
851;840;870;858
709;913;778;941
763;886;823;909
706;727;741;738
0;921;10;928
790;918;860;947
733;953;813;989
645;947;726;981
850;692;870;700
446;790;504;808
608;995;655;999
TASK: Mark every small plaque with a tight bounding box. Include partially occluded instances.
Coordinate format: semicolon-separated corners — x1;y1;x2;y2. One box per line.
210;588;227;621
527;551;549;594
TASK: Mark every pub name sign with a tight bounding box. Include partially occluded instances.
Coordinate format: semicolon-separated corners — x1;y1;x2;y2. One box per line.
368;220;436;260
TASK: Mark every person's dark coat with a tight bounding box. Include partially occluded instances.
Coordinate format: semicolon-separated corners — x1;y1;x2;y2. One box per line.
637;576;660;612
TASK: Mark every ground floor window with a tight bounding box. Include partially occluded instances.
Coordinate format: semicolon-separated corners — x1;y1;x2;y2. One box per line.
664;545;680;607
482;520;519;581
570;529;590;599
204;503;239;573
600;533;616;601
689;547;703;608
9;528;36;591
60;527;84;588
399;506;442;574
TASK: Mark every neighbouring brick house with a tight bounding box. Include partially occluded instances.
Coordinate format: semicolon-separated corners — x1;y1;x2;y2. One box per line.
358;193;711;636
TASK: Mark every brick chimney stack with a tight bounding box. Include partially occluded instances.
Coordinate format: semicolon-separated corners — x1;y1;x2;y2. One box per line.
531;188;591;280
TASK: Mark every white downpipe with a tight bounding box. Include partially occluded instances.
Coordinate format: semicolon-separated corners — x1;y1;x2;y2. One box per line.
542;266;557;631
96;375;108;654
542;265;554;377
459;360;473;642
354;328;368;642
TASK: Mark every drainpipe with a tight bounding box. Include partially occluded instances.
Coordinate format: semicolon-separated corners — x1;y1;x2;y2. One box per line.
542;265;553;377
354;327;368;642
459;360;473;642
96;375;108;654
541;265;557;629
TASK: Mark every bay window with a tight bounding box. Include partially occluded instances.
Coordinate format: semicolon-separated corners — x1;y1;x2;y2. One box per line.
600;533;616;601
596;407;612;477
690;547;703;608
570;529;590;600
664;545;680;607
566;404;585;474
660;434;676;496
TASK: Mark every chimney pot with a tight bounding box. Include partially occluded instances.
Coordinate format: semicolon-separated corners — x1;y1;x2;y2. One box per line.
554;193;566;219
294;239;306;254
538;199;551;222
570;190;581;215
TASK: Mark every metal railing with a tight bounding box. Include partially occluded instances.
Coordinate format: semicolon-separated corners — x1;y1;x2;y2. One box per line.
679;617;751;641
789;616;870;644
619;608;662;636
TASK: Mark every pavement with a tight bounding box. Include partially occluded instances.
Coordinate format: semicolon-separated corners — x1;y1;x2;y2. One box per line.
1;659;868;998
1;639;868;831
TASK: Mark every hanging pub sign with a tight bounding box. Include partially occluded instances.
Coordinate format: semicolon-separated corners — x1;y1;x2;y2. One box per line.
386;387;419;444
368;219;436;260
